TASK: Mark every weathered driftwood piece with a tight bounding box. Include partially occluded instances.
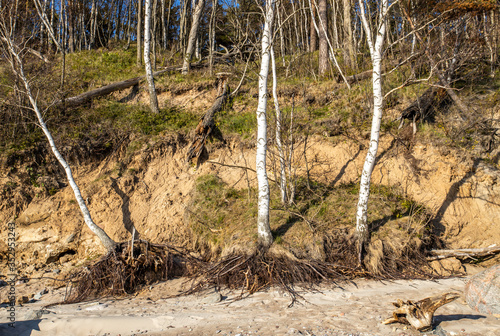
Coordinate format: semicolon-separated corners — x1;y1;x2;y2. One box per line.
428;245;500;261
383;292;460;331
186;73;230;165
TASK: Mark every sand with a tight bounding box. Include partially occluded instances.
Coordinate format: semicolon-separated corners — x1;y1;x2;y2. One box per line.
1;277;499;336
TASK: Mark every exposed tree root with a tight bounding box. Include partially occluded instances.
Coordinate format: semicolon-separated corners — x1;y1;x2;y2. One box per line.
65;229;436;304
185;247;365;306
65;240;200;303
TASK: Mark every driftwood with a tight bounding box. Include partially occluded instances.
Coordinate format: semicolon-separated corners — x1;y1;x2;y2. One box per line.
383;292;460;331
186;73;231;165
428;245;500;261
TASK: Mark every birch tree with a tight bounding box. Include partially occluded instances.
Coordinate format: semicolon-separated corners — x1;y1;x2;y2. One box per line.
182;0;206;74
255;0;276;248
0;25;116;251
271;46;287;204
144;0;160;113
355;0;390;263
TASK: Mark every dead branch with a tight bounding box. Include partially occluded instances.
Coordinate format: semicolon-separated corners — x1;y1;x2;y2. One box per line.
427;246;500;261
186;74;230;165
27;48;50;63
383;292;460;331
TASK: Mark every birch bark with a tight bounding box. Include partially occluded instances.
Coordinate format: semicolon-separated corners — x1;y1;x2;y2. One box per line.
256;0;276;248
271;46;287;205
355;0;388;262
1;36;116;251
144;0;160;113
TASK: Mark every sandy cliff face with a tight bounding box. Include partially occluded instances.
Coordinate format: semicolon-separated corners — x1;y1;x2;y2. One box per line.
0;134;499;278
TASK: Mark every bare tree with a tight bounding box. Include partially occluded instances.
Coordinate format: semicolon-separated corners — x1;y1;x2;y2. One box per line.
256;0;276;248
0;21;116;251
355;0;389;263
271;46;287;204
182;0;205;74
144;0;160;112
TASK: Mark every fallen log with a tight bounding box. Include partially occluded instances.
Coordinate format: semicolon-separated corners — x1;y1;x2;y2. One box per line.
57;67;178;108
427;245;500;261
57;59;206;108
186;73;231;166
342;69;373;84
383;292;460;331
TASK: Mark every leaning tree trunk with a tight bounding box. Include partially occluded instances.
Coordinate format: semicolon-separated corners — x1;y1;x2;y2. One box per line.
144;0;160;112
186;75;230;165
2;36;116;251
355;0;388;264
255;0;276;248
182;0;205;74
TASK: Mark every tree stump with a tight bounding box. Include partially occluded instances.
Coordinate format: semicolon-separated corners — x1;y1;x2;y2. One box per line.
383;292;460;331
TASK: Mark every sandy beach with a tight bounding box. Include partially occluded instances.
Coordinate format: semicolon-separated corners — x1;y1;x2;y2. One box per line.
1;276;499;336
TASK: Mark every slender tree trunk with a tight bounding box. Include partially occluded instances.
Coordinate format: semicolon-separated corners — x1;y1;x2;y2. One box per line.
343;0;355;69
318;0;328;75
277;3;285;66
309;0;317;51
144;0;160;113
256;0;276;248
137;0;143;65
152;0;158;69
209;0;217;75
161;0;166;49
271;47;287;204
166;0;172;49
125;0;133;48
1;36;116;251
179;0;189;51
182;0;205;74
355;0;388;263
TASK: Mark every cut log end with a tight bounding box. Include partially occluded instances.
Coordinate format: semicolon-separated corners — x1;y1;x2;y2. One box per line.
383;292;460;331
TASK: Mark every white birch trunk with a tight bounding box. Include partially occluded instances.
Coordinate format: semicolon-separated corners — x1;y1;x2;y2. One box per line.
355;0;388;261
181;0;205;74
144;0;160;113
271;47;287;205
255;0;275;248
2;38;116;251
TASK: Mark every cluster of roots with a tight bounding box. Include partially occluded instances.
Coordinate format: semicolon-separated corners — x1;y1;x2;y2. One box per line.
65;241;199;303
66;231;435;304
